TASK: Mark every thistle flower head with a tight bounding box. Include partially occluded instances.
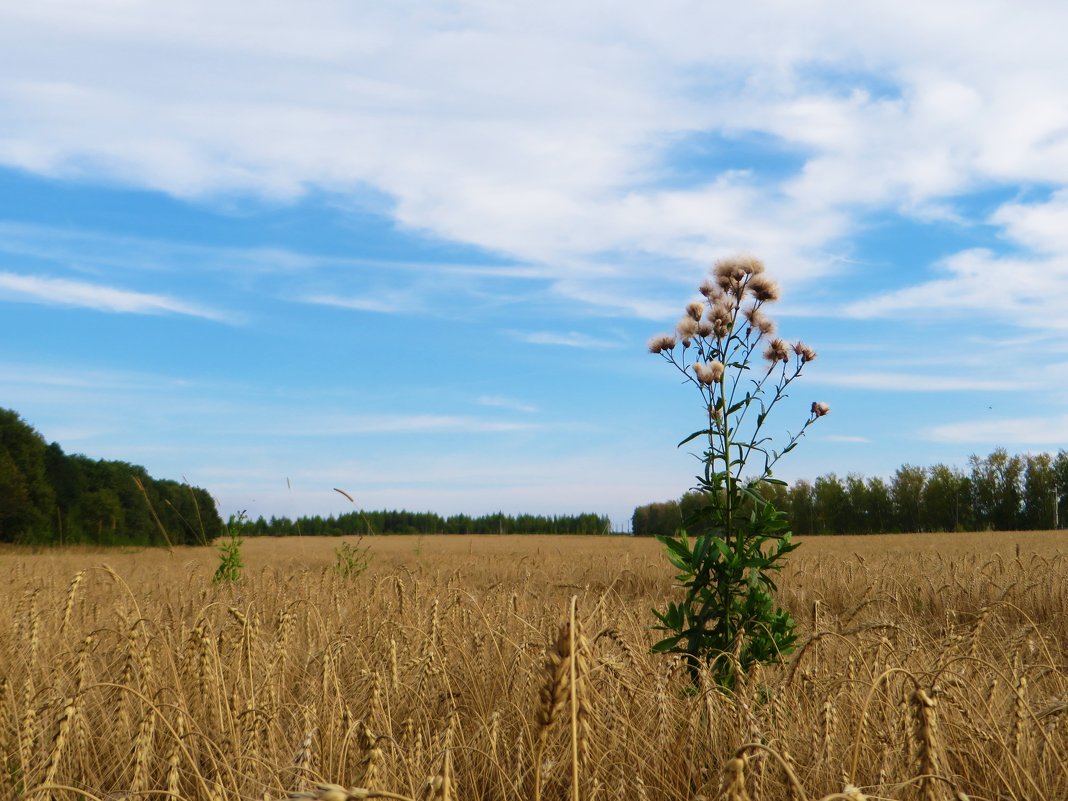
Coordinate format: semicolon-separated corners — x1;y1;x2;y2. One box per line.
713;255;766;297
763;338;790;363
747;274;780;303
743;306;775;336
714;255;764;278
698;278;721;300
697;319;715;338
677;315;700;341
693;360;725;385
707;298;735;338
647;334;677;354
811;401;830;417
793;341;817;362
685;301;705;322
715;269;747;296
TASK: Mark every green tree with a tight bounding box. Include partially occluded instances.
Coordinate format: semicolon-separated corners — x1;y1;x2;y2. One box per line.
78;488;124;539
813;473;848;534
0;451;32;541
864;477;893;533
923;464;967;532
1055;451;1068;529
787;480;816;535
1023;453;1058;531
891;465;926;533
842;474;870;533
0;409;55;540
970;449;1024;530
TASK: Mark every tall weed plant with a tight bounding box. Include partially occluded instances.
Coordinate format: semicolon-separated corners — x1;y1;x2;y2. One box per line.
213;511;246;585
648;256;829;685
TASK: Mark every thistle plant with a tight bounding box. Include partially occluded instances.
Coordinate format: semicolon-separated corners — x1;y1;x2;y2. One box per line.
648;255;829;686
213;511;246;585
334;536;372;579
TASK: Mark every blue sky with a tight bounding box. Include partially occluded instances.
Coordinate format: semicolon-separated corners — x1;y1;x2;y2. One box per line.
3;2;1068;530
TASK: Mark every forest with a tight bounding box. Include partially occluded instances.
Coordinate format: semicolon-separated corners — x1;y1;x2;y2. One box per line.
0;407;223;545
230;508;612;537
632;448;1068;536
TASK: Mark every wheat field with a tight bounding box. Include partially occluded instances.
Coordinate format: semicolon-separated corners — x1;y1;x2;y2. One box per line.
3;531;1068;801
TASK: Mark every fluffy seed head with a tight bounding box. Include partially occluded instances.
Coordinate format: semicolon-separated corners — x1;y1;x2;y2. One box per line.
764;338;791;363
744;306;775;336
811;401;830;417
793;341;817;362
747;274;780;302
648;334;677;354
677;315;700;339
707;298;735;338
685;301;705;321
698;278;721;299
693;361;725;385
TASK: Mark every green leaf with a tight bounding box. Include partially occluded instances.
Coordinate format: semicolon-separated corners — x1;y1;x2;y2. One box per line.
651;635;684;653
678;429;714;448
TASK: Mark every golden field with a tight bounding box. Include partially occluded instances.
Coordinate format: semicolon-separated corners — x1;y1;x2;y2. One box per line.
3;531;1068;801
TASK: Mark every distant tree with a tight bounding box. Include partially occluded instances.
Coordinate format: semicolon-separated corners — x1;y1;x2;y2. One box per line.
78;488;124;539
970;449;1024;531
632;501;682;537
923;464;967;532
0;451;32;541
813;473;848;534
759;480;790;512
1055;451;1068;529
0;409;55;539
787;480;815;535
865;477;893;533
1023;453;1058;531
891;465;926;533
843;474;870;533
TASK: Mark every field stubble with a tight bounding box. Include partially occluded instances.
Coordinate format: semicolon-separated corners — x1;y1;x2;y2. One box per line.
3;531;1068;800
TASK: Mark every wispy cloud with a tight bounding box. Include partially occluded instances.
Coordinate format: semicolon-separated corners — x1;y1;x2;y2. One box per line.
509;330;616;349
927;414;1068;445
266;414;541;437
842;247;1068;331
477;395;539;414
823;434;871;443
0;271;228;320
809;370;1022;392
300;292;415;314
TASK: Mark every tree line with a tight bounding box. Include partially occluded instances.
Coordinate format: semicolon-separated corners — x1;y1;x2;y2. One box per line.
0;408;224;545
633;448;1068;537
0;407;611;544
231;509;612;537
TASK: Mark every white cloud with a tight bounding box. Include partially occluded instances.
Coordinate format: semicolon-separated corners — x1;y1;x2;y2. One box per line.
843;248;1068;330
510;330;615;349
263;414;540;436
823;435;871;443
9;1;1068;310
990;190;1068;254
0;270;227;319
809;370;1022;392
477;395;539;414
301;292;414;314
928;414;1068;445
4;2;1068;328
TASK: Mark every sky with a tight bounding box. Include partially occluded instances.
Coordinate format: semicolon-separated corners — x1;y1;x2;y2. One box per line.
3;1;1068;530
